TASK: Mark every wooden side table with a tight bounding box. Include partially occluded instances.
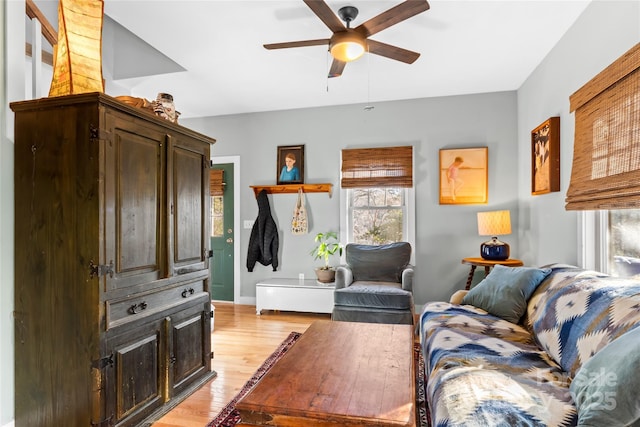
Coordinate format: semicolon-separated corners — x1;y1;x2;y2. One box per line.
461;257;524;290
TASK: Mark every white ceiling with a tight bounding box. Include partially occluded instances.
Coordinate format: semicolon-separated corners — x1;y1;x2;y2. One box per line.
34;0;592;118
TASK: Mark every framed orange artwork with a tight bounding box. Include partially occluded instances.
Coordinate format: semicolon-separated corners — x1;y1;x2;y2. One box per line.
439;147;488;205
531;117;560;195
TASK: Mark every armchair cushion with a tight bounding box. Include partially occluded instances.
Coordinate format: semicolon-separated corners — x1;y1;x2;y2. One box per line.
345;242;411;283
334;282;413;310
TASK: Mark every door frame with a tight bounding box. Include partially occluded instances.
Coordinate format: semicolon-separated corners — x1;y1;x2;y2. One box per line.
211;155;240;303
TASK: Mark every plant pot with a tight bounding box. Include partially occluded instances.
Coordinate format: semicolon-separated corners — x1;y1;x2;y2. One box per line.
315;267;336;283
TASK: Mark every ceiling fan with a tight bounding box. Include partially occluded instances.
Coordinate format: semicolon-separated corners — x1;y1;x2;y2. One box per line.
264;0;430;78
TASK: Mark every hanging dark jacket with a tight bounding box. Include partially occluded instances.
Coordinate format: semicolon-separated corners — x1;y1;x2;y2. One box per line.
247;190;279;271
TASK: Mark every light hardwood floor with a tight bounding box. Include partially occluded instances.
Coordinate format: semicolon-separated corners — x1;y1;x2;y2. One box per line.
151;303;331;427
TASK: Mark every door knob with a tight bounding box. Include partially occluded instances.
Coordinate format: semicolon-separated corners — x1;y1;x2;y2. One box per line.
226;238;233;243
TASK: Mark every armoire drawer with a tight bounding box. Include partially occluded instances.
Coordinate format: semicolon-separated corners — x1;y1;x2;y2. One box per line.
106;280;206;329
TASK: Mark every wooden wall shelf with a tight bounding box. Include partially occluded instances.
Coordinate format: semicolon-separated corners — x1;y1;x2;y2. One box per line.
250;183;333;198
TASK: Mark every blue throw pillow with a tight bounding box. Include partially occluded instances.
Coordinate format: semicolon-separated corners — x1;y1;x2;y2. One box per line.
570;326;640;426
461;265;552;324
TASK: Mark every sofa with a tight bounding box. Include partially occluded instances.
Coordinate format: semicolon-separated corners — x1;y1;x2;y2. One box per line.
419;264;640;426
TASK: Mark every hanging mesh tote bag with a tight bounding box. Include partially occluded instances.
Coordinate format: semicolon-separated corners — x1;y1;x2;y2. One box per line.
291;188;308;235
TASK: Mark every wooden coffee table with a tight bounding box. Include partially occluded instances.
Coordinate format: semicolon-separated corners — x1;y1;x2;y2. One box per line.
236;320;416;427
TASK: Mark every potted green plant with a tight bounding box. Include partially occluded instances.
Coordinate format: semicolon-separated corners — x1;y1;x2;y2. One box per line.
310;231;343;283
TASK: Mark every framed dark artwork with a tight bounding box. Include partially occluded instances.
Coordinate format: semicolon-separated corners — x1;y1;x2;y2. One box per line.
277;144;304;185
531;117;560;195
439;147;488;205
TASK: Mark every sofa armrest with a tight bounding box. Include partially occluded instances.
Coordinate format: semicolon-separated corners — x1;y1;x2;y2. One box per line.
401;266;414;292
335;265;354;289
449;290;469;304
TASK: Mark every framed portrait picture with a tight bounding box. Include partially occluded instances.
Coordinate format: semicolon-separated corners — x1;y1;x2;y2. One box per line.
277;144;304;185
439;147;488;205
531;117;560;195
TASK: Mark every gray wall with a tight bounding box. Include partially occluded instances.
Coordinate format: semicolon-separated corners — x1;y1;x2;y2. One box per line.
185;92;520;306
516;0;640;267
1;1;23;425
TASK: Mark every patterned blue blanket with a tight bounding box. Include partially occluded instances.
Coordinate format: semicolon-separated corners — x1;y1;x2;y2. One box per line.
420;265;640;427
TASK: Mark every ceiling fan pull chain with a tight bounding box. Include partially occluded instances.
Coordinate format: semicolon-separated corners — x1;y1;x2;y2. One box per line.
326;50;330;92
365;44;374;111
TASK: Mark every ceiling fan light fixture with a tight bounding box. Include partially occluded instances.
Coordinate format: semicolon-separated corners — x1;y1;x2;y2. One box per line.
264;0;429;76
330;32;366;62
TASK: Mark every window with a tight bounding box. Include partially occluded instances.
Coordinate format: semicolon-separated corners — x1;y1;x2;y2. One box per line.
339;146;415;259
211;196;223;237
341;187;415;260
607;210;640;277
349;188;405;244
209;168;225;237
582;209;640;277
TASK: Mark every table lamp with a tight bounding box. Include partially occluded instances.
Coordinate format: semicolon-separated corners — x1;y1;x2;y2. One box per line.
477;210;511;260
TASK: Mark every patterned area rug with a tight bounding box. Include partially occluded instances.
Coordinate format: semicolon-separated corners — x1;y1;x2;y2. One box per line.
206;331;429;427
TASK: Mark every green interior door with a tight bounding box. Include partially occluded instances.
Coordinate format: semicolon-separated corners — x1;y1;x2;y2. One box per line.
210;163;234;301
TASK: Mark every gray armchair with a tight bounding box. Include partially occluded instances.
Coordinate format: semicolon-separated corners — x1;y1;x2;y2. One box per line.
332;242;414;325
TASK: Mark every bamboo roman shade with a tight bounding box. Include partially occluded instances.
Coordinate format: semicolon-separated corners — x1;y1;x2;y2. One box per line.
341;146;413;188
566;43;640;210
209;169;224;196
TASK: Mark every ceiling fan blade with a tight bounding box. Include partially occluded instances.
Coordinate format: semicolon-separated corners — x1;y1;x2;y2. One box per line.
355;0;430;38
328;59;346;78
303;0;345;33
264;39;330;50
367;39;420;64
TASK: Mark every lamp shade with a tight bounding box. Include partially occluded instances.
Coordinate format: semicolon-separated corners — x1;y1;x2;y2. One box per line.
477;210;512;236
477;210;511;260
49;0;105;97
330;31;366;62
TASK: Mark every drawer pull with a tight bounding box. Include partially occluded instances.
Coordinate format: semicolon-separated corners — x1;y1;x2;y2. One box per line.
181;288;195;298
129;301;148;314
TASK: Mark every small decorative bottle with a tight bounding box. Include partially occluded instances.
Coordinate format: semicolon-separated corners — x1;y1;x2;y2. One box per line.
153;93;180;123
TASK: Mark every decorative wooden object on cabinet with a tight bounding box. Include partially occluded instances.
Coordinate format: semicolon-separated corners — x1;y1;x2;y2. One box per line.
250;183;333;197
11;93;217;427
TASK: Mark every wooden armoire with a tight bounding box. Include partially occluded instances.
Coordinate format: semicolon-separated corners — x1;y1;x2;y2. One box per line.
11;93;217;427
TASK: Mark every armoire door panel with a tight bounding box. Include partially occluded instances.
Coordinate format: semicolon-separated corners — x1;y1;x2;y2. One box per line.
173;148;202;263
117;335;160;418
104;113;166;292
169;137;210;275
171;299;211;394
118;134;160;272
107;323;163;425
